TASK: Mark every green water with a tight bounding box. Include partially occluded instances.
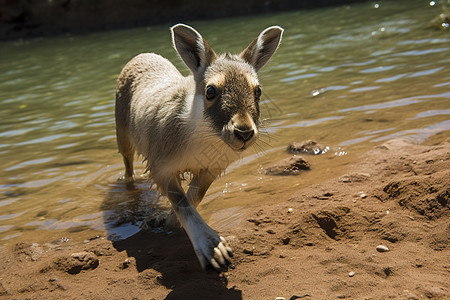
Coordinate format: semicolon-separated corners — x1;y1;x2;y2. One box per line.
1;0;449;245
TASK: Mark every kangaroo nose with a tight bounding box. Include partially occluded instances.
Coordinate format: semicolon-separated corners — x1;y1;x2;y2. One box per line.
234;127;254;142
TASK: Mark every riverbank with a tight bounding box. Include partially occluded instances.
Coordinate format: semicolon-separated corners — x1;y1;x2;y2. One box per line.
0;0;368;41
1;137;448;299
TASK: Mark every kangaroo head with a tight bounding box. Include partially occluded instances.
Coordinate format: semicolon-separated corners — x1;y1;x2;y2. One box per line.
171;24;283;151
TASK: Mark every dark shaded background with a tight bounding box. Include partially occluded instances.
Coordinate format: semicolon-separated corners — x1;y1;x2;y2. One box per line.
0;0;368;41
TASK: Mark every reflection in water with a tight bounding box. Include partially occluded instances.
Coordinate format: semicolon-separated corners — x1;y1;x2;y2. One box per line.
0;0;449;244
102;178;170;241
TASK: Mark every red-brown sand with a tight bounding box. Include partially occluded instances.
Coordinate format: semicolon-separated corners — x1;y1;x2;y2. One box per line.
1;138;448;299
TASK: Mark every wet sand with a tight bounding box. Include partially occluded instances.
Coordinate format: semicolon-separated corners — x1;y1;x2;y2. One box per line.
1;138;448;299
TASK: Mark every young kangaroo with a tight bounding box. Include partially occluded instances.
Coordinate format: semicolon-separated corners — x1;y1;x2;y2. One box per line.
115;24;283;271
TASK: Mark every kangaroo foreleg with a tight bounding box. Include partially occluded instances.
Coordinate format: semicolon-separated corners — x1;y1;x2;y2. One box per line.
166;177;232;271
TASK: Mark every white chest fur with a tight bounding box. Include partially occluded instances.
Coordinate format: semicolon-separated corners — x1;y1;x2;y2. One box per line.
185;134;241;174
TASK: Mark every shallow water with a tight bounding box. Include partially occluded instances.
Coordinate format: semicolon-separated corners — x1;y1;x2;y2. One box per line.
1;0;449;245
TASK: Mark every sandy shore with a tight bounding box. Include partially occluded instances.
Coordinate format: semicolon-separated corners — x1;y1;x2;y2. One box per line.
1;138;448;299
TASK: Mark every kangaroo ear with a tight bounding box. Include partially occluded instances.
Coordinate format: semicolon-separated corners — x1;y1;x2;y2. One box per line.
240;26;284;72
171;24;216;75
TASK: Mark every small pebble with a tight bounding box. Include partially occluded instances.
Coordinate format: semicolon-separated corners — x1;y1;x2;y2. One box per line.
281;237;290;245
383;266;393;276
376;245;390;252
243;248;254;255
124;258;133;264
348;271;355;277
360;193;367;199
275;297;285;300
287;208;293;213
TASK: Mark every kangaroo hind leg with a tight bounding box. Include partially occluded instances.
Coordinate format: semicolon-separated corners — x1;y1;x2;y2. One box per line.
116;130;135;181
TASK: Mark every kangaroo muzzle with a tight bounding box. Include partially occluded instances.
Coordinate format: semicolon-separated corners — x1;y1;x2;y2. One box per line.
222;112;258;151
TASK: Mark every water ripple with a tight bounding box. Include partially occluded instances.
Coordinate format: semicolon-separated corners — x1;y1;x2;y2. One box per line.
0;128;38;138
0;212;24;221
397;38;450;45
279;116;345;128
433;81;450;87
16;176;64;189
376;73;408;83
15;134;66;146
394;48;450;56
372;120;450;143
360;65;397;73
350;86;381;93
410;109;450;120
407;67;445;78
0;225;14;233
280;73;319;83
5;157;55;171
0;198;19;208
340;135;375;146
340;92;450;112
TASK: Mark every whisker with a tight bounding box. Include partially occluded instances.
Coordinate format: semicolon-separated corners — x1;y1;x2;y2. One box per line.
252;142;267;156
256;137;272;147
260;91;284;120
259;129;282;144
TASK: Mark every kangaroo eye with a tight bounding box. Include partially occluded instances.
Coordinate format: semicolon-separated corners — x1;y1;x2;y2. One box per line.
254;86;262;100
205;85;217;101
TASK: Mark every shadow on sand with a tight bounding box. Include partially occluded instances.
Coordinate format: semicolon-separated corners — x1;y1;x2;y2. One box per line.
102;179;242;299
